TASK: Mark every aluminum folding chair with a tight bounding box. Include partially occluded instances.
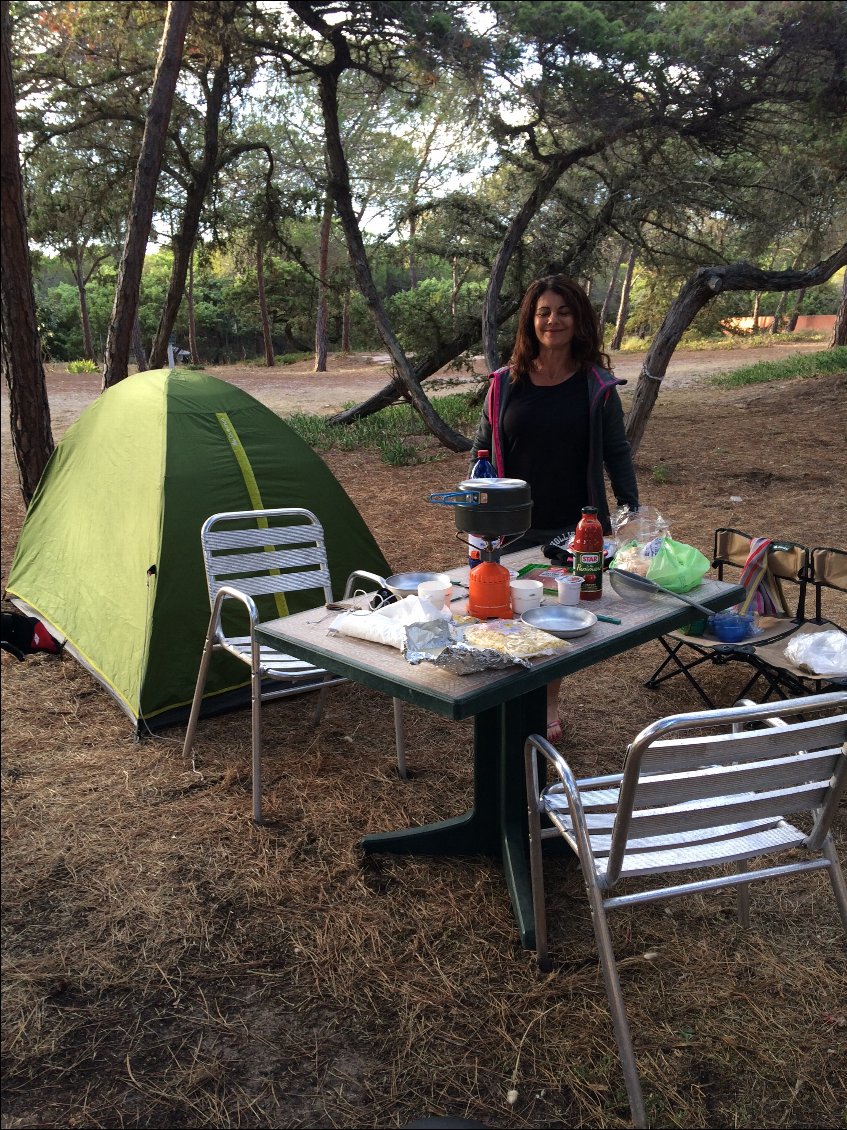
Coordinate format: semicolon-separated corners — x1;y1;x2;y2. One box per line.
182;508;407;824
524;691;847;1128
645;528;809;707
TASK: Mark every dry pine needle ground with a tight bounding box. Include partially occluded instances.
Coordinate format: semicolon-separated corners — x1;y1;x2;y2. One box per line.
2;368;846;1129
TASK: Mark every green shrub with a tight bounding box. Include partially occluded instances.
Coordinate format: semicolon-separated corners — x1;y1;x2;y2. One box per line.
67;359;98;373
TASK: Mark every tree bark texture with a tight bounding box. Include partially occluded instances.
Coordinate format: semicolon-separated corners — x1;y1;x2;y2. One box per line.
624;247;847;454
316;64;469;451
187;244;199;364
611;247;637;351
600;243;627;331
830;270;847;347
131;312;147;373
148;30;230;368
256;240;274;367
314;189;332;372
787;288;807;333
1;0;54;503
102;1;192;388
74;249;94;360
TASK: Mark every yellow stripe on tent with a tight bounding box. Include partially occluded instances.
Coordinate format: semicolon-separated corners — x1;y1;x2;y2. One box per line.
215;412;289;618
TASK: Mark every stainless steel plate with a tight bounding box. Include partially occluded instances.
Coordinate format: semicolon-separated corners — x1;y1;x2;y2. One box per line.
384;571;451;599
520;605;598;638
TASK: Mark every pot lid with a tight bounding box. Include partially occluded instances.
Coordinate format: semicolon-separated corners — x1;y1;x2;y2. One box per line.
456;477;528;491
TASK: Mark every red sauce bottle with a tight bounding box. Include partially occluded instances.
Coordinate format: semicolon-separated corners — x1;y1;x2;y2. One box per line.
571;506;604;601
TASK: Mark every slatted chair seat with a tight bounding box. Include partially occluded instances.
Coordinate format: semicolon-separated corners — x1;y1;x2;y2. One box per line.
524;691;847;1128
182;508;407;824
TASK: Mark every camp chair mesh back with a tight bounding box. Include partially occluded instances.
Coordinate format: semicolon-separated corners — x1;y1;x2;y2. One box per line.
645;527;809;707
524;691;847;1129
743;545;847;697
182;508;407;824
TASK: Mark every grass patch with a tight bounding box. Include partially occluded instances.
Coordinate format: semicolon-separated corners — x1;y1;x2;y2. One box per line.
710;346;846;388
285;391;481;464
613;330;828;353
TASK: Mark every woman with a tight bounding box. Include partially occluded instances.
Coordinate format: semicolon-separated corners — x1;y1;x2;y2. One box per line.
471;274;639;740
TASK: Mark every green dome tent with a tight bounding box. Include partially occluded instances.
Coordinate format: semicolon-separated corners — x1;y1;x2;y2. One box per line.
6;368;389;732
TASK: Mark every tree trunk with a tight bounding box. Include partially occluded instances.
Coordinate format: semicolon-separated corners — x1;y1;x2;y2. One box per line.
625;247;847;455
408;212;417;289
327;297;520;426
102;1;192;388
341;289;351;353
148;43;227;368
314;188;332;372
751;292;761;332
600;242;627;331
769;289;788;335
187;242;199;363
131;312;147;372
1;0;54;504
256;239;274;367
787;287;807;332
316;62;469;451
611;247;637;351
73;250;94;360
829;270;847;347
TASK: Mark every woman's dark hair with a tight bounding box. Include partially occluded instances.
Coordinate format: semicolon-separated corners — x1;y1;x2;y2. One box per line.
509;275;610;382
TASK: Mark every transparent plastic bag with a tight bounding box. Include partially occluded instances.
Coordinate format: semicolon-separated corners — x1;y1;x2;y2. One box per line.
609;505;670;575
784;629;847;676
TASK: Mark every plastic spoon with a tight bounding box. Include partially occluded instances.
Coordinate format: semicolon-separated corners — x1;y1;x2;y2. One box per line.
609;567;715;617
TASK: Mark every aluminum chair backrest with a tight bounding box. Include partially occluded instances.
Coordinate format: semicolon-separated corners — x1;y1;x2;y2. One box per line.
601;693;847;886
200;508;334;616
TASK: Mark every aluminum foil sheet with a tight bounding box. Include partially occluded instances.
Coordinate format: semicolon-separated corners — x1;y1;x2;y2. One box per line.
405;620;525;674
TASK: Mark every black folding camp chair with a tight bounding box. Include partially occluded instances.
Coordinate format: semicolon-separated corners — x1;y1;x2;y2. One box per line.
644;528;809;708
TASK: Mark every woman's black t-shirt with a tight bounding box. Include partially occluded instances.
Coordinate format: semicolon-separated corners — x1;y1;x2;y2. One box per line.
502;368;590;532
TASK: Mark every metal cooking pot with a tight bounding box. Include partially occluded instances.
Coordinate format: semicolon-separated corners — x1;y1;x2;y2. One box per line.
429;477;532;538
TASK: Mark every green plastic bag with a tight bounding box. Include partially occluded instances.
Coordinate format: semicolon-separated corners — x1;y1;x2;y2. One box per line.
646;537;710;593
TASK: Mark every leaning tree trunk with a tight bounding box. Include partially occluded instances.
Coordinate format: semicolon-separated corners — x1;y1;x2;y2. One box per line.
1;0;53;502
256;239;274;367
830;270;847;347
599;242;627;332
102;1;192;388
787;288;807;332
131;312;147;372
316;61;469;451
314;189;332;372
611;247;637;351
625;246;847;455
187;243;199;363
73;250;94;359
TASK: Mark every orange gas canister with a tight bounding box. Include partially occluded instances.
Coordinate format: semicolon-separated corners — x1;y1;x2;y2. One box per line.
467;559;513;619
571;506;604;601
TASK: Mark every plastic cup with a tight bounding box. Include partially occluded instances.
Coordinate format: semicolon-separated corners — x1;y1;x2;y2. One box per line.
418;578;452;609
557;575;584;606
510;578;543;615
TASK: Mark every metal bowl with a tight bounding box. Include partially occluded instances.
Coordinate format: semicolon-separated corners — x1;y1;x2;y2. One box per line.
384;571;452;599
520;605;597;638
607;567;658;604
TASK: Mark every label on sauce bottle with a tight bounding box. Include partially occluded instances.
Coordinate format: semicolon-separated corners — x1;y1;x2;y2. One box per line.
572;550;603;599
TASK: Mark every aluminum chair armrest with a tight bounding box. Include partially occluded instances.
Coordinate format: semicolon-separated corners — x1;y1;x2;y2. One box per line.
210;583;259;643
525;734;602;879
343;569;388;599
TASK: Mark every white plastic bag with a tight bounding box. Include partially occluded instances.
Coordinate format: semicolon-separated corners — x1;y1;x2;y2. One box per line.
330;596;450;651
784;629;847;676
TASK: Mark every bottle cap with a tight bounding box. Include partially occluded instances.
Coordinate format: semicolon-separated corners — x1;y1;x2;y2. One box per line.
581;506;598;515
477;449;489;458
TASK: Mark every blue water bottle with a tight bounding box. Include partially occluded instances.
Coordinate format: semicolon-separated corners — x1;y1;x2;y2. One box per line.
468;448;497;569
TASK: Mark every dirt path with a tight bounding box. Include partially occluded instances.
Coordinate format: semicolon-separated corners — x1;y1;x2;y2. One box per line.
37;340;825;429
